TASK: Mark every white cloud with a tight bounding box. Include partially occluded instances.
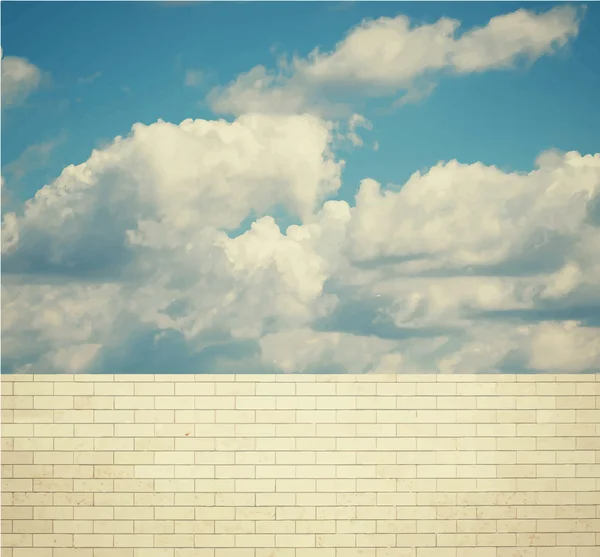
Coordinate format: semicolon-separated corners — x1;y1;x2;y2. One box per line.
527;321;600;372
1;48;43;107
1;113;347;368
3;132;599;374
208;65;313;116
260;328;398;374
450;5;581;73
1;282;122;373
301;5;580;86
345;114;372;147
345;151;600;273
2;113;342;262
210;5;581;116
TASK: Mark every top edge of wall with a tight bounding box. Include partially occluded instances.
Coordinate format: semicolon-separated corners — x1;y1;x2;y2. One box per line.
1;373;598;382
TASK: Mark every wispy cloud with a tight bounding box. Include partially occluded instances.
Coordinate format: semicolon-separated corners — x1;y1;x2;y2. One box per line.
326;2;357;13
184;69;203;87
77;71;102;85
2;132;67;184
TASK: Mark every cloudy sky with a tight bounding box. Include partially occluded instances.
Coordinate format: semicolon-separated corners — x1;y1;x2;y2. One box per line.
2;1;600;374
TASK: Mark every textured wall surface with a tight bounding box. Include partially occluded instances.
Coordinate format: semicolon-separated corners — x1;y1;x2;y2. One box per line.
1;373;600;557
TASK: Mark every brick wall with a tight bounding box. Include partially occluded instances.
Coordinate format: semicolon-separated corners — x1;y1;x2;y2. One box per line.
1;373;600;557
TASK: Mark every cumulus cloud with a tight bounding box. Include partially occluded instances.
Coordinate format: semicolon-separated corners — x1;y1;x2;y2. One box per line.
1;282;122;373
1;48;43;107
260;328;398;374
210;5;582;116
1;113;346;372
3;116;599;373
346;151;599;272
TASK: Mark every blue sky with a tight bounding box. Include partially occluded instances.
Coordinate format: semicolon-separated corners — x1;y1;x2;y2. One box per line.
2;1;600;374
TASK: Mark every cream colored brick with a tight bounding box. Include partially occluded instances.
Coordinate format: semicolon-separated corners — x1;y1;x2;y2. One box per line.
154;507;193;520
3;478;33;492
315;534;355;547
135;520;175;534
95;465;135;479
558;478;595;491
14;383;53;396
2;449;33;464
95;410;134;423
576;382;600;395
53;493;93;506
193;534;234;547
438;428;482;445
53;383;94;396
73;479;113;492
576;436;600;449
2;424;34;437
195;395;235;410
133;383;171;396
314;394;356;410
11;519;53;533
75;424;113;437
155;451;194;465
33;396;74;410
534;382;575;397
196;451;234;464
13;492;52;506
397;396;436;410
456;383;497;396
376;437;413;450
34;534;74;546
556;396;595;409
12;409;53;423
517;395;556;409
54;410;95;423
354;506;391;521
1;381;15;394
115;396;154;410
53;520;94;534
10;436;45;452
114;424;153;437
279;489;321;506
74;396;114;410
94;383;134;397
457;410;497;423
154;535;194;547
112;534;153;547
175;382;215;396
256;520;295;534
54;438;94;452
253;410;293;425
4;506;33;520
33;478;75;492
255;382;297;396
12;464;53;478
132;550;174;557
2;396;33;409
